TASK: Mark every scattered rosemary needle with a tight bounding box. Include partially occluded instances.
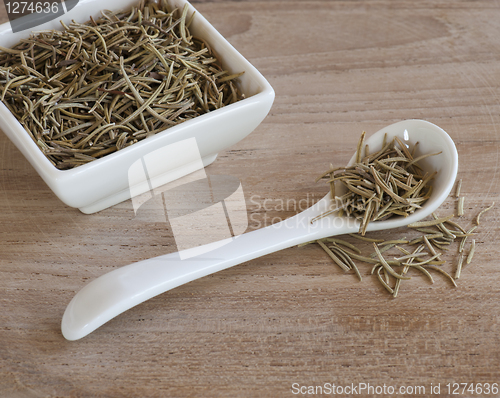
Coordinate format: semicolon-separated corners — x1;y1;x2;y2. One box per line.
377;239;409;246
348;234;384;243
372;243;410;280
476;202;495;225
466;239;476;265
407;214;454;228
325;238;361;254
455;254;464;279
0;0;245;169
455;178;462;198
457;196;465;216
376;266;394;294
317;240;350;272
424;266;458;287
459;226;476;253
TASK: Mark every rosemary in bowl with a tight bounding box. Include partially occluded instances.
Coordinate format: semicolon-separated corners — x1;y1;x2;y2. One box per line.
0;0;244;170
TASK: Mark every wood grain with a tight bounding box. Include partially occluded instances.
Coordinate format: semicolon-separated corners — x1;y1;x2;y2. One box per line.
1;1;500;397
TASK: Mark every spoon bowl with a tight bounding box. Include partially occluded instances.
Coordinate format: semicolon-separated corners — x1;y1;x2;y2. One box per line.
351;119;458;233
61;119;458;340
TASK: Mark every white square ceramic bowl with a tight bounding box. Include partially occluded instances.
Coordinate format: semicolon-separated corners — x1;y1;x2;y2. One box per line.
0;0;274;213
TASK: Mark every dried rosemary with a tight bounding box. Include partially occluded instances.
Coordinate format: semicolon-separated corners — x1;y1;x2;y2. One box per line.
314;132;439;235
307;163;495;297
0;0;244;169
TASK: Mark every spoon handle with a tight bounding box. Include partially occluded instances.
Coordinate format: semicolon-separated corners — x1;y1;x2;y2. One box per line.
62;208;353;340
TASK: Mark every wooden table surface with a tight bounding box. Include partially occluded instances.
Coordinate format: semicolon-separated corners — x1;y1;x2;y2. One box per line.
1;1;500;397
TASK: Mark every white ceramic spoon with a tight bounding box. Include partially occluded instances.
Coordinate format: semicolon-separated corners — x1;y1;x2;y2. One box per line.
61;119;458;340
